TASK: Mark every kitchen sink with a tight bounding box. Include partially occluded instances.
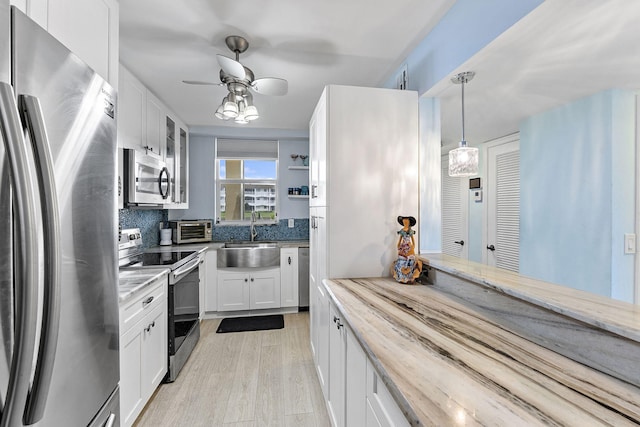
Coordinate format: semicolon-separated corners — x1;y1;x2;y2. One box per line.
218;242;280;268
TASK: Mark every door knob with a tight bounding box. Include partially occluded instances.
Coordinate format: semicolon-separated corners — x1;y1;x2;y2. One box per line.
487;244;495;251
454;240;465;246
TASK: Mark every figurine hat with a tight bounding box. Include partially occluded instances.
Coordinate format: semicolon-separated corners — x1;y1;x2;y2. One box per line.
397;216;416;227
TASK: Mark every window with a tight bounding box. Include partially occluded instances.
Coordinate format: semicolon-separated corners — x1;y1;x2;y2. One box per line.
216;139;278;224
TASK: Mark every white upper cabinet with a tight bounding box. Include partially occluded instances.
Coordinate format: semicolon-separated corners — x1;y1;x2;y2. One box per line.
10;0;119;87
118;65;146;151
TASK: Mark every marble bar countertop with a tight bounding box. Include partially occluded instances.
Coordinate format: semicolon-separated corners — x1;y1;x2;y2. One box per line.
118;268;170;302
324;277;640;426
418;253;640;343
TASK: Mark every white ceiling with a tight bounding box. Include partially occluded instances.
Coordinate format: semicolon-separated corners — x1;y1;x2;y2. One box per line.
429;0;640;146
119;0;455;131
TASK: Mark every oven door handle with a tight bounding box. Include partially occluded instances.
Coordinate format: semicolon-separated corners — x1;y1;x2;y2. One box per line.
172;258;200;282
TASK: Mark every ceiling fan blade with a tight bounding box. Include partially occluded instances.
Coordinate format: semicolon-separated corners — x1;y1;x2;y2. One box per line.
251;78;288;96
182;80;221;86
216;54;246;79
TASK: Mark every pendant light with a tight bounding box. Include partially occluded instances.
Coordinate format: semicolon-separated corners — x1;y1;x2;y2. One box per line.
448;71;478;177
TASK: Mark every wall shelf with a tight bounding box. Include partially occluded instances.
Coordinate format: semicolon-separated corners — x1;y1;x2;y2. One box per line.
288;195;309;199
288;166;309;170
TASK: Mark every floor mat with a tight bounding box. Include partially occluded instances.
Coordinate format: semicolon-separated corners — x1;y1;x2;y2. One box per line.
216;314;284;333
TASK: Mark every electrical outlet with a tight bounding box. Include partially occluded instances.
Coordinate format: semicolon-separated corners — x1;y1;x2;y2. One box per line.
288;218;294;228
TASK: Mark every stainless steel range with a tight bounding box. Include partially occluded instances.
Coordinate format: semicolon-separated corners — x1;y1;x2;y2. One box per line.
119;228;201;382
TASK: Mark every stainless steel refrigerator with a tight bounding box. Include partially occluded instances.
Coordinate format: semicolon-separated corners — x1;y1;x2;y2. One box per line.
0;4;119;427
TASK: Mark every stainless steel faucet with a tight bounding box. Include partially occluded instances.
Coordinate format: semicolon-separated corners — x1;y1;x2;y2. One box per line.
250;211;258;241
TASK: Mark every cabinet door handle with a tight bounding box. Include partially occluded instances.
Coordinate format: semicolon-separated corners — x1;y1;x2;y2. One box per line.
454;240;465;246
288;256;291;265
244;278;248;282
142;296;154;307
311;185;317;198
251;277;254;282
487;244;496;251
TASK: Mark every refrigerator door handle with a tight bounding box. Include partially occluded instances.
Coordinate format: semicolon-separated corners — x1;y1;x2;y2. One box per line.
0;83;40;427
18;94;61;425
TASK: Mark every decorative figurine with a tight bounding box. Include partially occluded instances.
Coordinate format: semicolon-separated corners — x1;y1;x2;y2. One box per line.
391;215;422;284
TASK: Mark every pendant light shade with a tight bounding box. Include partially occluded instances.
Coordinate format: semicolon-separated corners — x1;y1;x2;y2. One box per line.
448;71;479;177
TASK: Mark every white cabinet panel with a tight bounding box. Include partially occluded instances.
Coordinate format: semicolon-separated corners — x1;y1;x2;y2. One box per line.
140;304;167;397
366;361;410;427
217;271;251;311
120;323;143;427
328;302;346;427
280;248;299;307
250;267;281;310
118;65;146;150
346;327;367;427
145;91;164;158
198;253;206;319
205;250;218;312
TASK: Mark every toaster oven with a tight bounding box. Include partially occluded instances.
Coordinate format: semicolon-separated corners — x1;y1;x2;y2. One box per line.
169;220;213;244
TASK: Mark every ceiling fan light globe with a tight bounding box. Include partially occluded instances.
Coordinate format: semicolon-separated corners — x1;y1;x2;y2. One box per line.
223;100;238;118
214;105;225;120
244;105;259;121
235;115;248;124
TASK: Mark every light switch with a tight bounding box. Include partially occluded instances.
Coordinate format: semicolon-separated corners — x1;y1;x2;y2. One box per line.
624;233;636;254
288;218;295;228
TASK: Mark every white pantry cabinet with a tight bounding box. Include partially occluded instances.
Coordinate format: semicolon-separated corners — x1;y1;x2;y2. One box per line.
10;0;119;87
119;275;168;427
280;247;299;307
308;84;419;281
217;267;281;311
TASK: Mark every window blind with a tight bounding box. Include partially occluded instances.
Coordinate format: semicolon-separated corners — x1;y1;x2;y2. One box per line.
216;139;278;159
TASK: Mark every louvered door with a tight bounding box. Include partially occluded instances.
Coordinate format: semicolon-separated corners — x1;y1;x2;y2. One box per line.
441;155;468;259
487;139;520;271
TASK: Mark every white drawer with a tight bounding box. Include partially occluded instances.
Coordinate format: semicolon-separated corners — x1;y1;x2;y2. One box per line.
120;278;166;335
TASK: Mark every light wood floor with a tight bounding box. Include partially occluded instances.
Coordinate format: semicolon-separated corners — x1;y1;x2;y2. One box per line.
133;312;331;427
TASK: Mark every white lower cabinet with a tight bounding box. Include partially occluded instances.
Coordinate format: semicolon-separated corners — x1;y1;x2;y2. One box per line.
280;248;299;307
217;267;281;311
365;362;410;427
315;282;408;427
205;249;218;312
315;280;330;398
198;252;206;319
328;303;346;427
119;276;168;427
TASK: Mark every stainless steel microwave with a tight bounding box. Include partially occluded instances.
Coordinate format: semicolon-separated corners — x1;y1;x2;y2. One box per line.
169;220;213;244
123;148;170;206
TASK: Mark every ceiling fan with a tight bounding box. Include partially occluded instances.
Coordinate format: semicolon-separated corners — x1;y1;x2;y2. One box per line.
183;35;288;123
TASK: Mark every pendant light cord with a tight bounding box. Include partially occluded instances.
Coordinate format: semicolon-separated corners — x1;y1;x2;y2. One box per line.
460;76;466;147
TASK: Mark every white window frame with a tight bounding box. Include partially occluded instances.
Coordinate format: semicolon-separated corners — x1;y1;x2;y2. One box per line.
215;139;279;225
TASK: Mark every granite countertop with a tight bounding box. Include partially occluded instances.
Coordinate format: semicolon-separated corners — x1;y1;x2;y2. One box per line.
324;277;640;426
118;268;170;302
418;253;640;343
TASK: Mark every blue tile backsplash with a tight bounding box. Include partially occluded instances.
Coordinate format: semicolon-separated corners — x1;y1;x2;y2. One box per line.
119;208;168;248
119;209;308;247
211;219;309;242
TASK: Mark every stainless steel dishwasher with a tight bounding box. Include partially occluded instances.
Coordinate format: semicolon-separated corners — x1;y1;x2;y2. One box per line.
298;247;310;309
